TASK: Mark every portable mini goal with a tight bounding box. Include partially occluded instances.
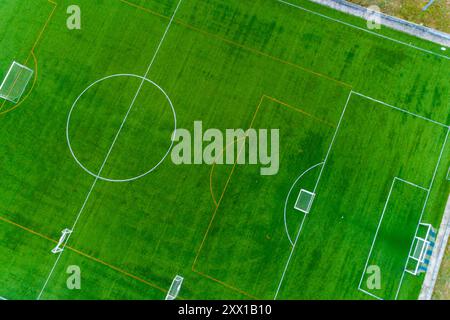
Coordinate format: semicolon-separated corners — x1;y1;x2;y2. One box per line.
165;275;184;300
0;61;34;103
294;189;316;214
52;228;73;254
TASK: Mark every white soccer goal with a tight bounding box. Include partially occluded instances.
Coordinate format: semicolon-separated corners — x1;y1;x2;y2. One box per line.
0;61;34;103
405;223;435;275
52;228;72;254
294;189;316;214
165;275;184;300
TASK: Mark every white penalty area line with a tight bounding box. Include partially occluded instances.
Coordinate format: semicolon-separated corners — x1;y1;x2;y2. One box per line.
276;0;450;61
395;127;450;300
273;90;353;299
36;0;184;300
276;87;447;299
352;92;449;128
357;177;396;300
357;177;428;300
359;127;448;300
394;177;429;192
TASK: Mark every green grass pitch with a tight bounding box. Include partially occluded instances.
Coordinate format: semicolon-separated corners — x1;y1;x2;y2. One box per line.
0;0;449;300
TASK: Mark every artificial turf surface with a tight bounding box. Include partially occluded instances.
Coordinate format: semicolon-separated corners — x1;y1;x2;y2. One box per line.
0;0;449;300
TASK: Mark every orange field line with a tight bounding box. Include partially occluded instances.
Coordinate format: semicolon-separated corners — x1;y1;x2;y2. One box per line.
0;215;58;244
264;95;335;128
0;215;167;295
208;94;336;206
202;94;336;298
118;0;352;89
0;0;57;115
193;269;259;300
193;95;264;269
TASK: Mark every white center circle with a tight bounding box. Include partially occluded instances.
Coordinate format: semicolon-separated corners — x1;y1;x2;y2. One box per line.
66;74;177;182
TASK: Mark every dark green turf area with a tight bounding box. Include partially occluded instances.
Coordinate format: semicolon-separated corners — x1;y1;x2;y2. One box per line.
0;0;449;300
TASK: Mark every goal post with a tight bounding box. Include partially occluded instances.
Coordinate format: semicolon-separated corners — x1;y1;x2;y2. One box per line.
51;228;73;254
165;275;184;300
0;61;34;103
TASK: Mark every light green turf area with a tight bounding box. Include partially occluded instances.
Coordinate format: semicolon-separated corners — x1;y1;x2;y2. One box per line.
0;0;449;300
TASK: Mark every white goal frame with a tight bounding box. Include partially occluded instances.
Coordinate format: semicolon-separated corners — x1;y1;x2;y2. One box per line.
405;223;432;276
0;61;34;103
294;189;316;214
165;275;184;300
51;228;73;254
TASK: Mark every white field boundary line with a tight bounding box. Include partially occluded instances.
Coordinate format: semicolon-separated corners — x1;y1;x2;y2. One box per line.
353;92;449;128
357;177;428;300
395;127;450;299
273;90;353;299
0;296;7;300
36;0;184;300
276;0;450;61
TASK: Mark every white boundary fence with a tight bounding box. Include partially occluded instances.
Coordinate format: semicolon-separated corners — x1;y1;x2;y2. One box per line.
307;0;450;47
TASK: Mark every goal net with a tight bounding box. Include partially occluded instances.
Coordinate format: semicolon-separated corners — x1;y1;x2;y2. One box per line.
0;61;34;103
405;223;436;275
165;275;184;300
294;189;316;214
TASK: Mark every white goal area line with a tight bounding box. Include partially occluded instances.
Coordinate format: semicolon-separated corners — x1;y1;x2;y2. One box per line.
276;0;450;61
36;0;184;300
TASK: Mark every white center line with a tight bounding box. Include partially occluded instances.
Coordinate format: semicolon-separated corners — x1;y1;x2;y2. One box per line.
36;0;184;300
